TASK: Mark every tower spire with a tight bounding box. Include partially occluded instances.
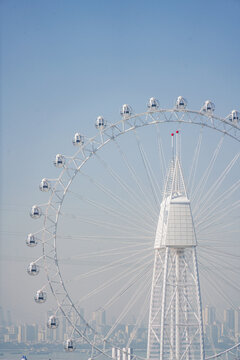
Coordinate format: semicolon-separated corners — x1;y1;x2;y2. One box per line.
147;133;205;360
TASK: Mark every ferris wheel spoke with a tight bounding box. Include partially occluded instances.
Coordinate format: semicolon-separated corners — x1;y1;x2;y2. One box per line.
126;286;151;348
191;134;225;206
195;178;240;228
199;249;240;280
57;233;152;243
196;200;240;233
194;152;240;222
156;124;167;186
78;169;157;230
104;265;152;341
76;255;152;310
66;190;155;234
187;129;203;197
198;259;239;310
133;130;162;209
94;151;157;224
63;242;151;261
113;138;159;218
199;253;240;290
60;209;154;236
199;246;240;262
101;258;153;312
65;247;152;283
199;264;235;315
198;219;239;239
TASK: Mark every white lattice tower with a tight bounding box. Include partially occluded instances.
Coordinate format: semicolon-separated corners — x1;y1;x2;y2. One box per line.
147;134;205;360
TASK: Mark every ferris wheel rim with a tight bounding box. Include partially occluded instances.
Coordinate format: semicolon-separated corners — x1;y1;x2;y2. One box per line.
35;107;240;357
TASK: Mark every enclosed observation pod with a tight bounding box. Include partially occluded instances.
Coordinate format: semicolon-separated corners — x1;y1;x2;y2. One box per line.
121;104;132;117
47;315;59;329
202;100;215;114
54;154;65;168
147;97;159;110
64;339;76;352
39;178;51;192
95;116;107;130
26;233;37;247
229;110;240;124
30;205;41;219
34;290;47;303
27;262;39;276
73;133;84;146
175;96;187;109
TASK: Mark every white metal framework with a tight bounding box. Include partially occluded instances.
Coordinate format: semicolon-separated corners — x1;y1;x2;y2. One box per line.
26;98;240;360
147;146;204;360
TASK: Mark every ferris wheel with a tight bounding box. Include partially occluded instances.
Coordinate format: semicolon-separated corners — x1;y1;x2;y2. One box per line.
26;96;240;360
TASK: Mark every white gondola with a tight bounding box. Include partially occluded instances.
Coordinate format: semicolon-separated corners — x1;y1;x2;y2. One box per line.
73;133;84;146
30;205;41;219
147;97;159;110
39;178;51;192
26;233;37;247
54;154;65;168
47;315;59;329
27;262;39;276
176;96;187;109
202;100;215;114
64;339;76;352
120;104;132;117
229;110;239;124
95;116;107;130
34;290;47;303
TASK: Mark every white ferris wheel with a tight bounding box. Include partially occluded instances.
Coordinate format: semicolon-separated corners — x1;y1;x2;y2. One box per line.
26;96;240;360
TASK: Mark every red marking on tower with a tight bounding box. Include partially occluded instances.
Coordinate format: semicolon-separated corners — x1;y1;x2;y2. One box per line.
171;133;174;136
176;130;179;134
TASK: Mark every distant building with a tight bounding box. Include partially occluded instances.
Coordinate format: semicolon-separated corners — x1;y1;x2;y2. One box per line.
224;309;235;331
234;308;240;340
18;325;26;343
93;309;106;326
203;305;216;326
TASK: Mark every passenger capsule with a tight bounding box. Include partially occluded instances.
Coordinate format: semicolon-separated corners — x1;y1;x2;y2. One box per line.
147;97;159;110
176;96;187;109
64;339;76;352
229;110;239;124
27;262;39;276
47;315;59;329
120;104;132;117
202;100;215;114
73;133;84;146
95;116;107;130
34;290;47;303
54;154;65;168
30;205;42;219
26;233;37;247
39;178;51;192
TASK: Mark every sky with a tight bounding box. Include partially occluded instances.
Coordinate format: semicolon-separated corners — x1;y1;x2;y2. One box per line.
0;0;240;325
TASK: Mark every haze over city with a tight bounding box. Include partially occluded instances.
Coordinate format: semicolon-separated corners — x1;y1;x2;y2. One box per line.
0;1;240;360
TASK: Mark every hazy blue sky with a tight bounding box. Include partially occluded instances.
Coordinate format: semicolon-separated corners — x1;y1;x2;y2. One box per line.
0;0;240;324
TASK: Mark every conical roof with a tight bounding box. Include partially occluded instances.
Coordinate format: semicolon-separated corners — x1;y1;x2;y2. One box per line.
155;156;197;248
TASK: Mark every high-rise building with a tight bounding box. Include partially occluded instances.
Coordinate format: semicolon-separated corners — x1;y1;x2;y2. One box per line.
224;309;235;330
6;310;12;326
26;324;38;343
204;306;216;326
234;308;240;340
18;325;26;343
93;309;106;326
0;306;5;327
